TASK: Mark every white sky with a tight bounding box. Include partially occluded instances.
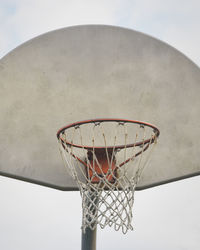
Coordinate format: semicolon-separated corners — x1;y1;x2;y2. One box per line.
0;1;200;249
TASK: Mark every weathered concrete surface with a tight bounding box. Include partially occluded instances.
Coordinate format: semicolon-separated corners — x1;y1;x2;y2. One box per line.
0;25;199;190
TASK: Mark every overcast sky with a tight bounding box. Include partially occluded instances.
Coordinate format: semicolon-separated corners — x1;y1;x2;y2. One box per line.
0;1;200;250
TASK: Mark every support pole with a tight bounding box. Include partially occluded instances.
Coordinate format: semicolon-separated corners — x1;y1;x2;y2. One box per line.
81;226;97;250
81;189;98;250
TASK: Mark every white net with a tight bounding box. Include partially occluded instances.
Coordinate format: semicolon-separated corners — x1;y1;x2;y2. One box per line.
57;119;159;234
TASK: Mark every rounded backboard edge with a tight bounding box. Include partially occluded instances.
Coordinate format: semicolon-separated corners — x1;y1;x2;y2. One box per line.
1;24;199;69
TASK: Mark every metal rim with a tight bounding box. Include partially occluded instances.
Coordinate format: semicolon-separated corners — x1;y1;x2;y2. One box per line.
57;118;160;150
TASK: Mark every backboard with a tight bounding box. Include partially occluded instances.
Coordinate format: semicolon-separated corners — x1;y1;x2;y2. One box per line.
0;25;199;191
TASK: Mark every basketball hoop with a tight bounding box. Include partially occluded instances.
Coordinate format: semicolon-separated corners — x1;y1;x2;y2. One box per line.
57;119;160;233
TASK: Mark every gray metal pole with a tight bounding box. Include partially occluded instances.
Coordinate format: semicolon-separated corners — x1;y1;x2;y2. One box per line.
81;226;97;250
81;189;98;250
